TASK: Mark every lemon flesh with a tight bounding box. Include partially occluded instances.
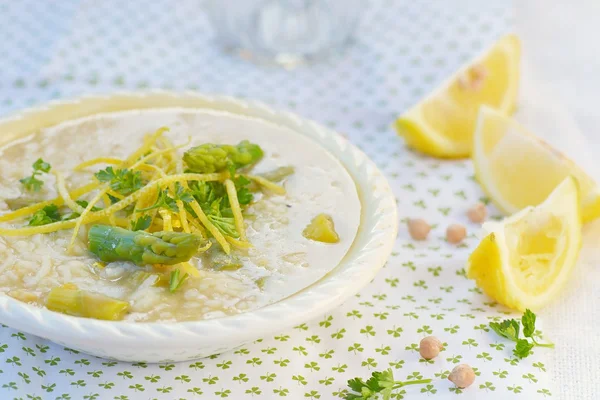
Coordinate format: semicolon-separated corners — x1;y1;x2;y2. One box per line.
473;106;600;223
395;34;520;158
467;177;582;311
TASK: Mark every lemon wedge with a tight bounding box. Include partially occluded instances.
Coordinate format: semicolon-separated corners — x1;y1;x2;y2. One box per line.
473;106;600;222
467;177;582;311
395;34;520;158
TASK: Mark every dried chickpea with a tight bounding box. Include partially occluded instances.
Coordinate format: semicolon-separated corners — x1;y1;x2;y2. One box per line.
467;203;487;223
419;336;443;360
448;364;476;388
446;224;466;244
407;219;430;241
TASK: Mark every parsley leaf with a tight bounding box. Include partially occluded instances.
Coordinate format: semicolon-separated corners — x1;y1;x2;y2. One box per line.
19;176;44;192
489;319;520;342
234;175;253;205
521;309;536;338
136;183;193;214
345;368;431;400
32;158;51;173
75;200;102;212
514;339;534;358
347;378;366;394
137;188;177;212
106;194;120;204
205;199;238;237
188;180;225;205
489;309;553;359
131;215;152;231
169;269;189;293
94;167;144;196
29;204;61;226
366;369;395;399
185;180;252;238
173;182;194;203
20;158;52;192
29;201;103;224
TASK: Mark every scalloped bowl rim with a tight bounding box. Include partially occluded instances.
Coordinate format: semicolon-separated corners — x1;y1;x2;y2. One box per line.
0;91;397;361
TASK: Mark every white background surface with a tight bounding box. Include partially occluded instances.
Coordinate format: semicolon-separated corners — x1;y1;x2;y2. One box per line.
515;2;600;399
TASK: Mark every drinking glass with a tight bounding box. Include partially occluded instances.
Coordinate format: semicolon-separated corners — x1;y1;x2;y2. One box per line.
204;0;365;67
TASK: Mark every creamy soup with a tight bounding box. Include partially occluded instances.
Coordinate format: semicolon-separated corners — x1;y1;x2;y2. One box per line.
0;108;360;322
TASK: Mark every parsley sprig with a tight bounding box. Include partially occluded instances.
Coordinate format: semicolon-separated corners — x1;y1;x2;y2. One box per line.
28;204;61;226
28;200;103;226
186;178;253;238
346;368;431;400
489;309;554;359
94;167;144;196
136;183;193;213
20;158;51;192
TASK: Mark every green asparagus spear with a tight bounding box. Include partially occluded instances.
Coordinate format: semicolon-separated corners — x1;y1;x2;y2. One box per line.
46;284;129;321
88;225;205;266
183;141;264;173
226;140;264;169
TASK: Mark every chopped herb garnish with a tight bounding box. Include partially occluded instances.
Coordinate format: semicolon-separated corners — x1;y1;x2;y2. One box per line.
20;158;52;192
345;368;432;399
234;175;253;205
106;194;120;204
169;268;189;293
205;199;238;237
136;188;177;213
131;215;152;231
173;182;194;203
186;180;248;238
75;200;102;212
32;158;51;173
489;309;554;359
188;180;224;205
136;183;193;213
28;200;103;224
29;204;61;226
94;167;144;196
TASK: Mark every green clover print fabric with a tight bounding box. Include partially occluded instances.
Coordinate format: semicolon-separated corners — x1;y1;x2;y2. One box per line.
0;0;554;399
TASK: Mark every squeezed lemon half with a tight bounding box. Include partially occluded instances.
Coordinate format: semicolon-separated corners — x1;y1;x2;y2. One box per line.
467;177;582;311
395;34;520;158
473;106;600;223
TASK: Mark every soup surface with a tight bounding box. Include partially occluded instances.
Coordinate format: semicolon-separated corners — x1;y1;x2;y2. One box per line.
0;108;360;321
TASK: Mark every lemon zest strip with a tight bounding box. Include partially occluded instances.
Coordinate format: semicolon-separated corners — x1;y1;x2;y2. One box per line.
0;182;98;223
54;171;86;214
159;209;173;231
74;157;123;171
224;178;246;241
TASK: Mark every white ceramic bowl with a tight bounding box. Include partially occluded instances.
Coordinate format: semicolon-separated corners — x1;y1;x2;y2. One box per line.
0;92;397;362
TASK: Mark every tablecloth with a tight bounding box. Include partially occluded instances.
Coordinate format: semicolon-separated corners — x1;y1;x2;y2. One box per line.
0;0;587;399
